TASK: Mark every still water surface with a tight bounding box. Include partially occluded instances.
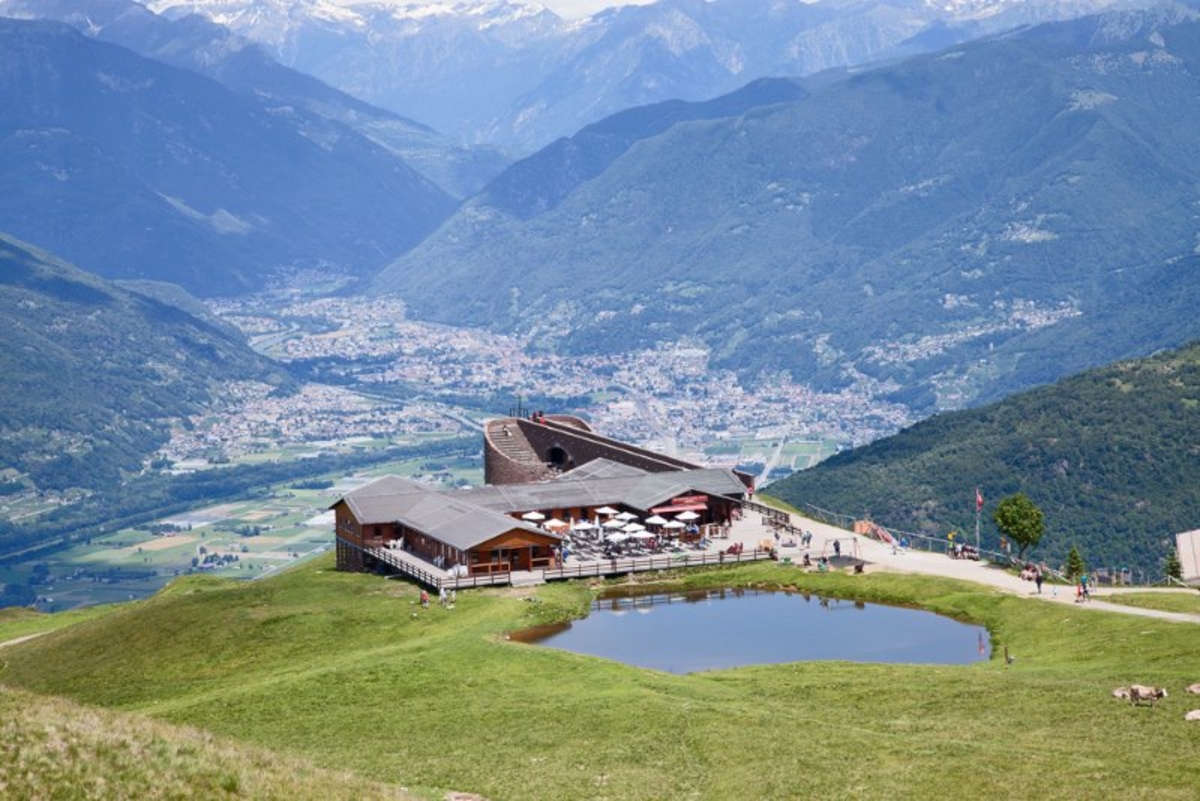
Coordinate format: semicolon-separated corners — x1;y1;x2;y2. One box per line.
518;588;990;673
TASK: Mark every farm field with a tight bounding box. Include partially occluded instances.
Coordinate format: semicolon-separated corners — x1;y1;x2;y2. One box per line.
702;436;839;479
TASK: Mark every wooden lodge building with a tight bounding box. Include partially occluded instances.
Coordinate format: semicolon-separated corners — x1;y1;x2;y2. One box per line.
332;413;753;582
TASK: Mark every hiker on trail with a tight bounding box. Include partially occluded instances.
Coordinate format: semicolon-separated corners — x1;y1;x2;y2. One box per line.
1035;569;1044;594
833;540;841;559
1080;572;1090;602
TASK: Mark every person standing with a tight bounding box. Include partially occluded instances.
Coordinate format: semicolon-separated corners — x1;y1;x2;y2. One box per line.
1035;569;1044;594
1080;571;1090;602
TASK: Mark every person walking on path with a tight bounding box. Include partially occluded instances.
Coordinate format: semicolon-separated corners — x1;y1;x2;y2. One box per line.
1035;569;1044;594
1080;572;1091;602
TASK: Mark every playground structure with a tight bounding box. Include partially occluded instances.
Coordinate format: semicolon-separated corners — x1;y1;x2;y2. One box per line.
818;536;862;563
855;520;896;546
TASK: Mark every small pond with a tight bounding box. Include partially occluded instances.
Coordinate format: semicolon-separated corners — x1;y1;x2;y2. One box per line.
516;588;990;673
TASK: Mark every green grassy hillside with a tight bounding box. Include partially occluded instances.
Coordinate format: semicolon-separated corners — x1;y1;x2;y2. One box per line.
0;685;414;800
3;555;1199;799
769;340;1200;575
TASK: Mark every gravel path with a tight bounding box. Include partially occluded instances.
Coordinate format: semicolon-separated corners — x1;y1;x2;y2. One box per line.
730;509;1200;624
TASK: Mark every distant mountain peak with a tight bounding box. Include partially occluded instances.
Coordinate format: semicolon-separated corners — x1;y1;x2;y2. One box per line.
148;0;562;43
141;0;1163;151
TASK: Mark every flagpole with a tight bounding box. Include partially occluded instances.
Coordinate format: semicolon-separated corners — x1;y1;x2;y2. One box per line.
975;487;981;554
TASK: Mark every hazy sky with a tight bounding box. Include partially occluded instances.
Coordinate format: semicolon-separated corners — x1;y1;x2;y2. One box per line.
347;1;657;20
542;0;654;17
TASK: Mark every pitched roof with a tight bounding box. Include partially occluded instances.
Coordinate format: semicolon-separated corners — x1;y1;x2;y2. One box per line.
334;462;746;551
557;457;647;481
335;475;557;551
434;462;745;515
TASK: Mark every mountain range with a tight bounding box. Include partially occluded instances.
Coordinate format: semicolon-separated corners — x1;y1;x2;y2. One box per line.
0;0;508;197
768;338;1200;576
147;0;1162;152
0;16;457;295
375;5;1200;413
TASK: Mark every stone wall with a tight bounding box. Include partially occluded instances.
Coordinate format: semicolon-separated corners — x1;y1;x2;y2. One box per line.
484;414;705;485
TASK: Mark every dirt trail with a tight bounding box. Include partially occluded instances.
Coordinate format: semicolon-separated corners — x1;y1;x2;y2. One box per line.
0;631;48;650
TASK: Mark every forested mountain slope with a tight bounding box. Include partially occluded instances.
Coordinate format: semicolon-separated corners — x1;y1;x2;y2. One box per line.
0;18;456;296
376;7;1200;412
0;234;289;497
769;340;1200;576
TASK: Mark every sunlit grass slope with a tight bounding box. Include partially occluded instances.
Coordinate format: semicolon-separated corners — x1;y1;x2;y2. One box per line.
0;604;118;644
4;556;1200;799
1099;591;1200;616
0;685;414;800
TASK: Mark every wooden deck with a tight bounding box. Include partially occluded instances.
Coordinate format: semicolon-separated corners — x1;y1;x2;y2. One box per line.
358;540;774;591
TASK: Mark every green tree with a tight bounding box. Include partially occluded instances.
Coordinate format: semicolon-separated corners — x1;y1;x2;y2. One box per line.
993;493;1044;559
1164;548;1183;581
1065;544;1085;580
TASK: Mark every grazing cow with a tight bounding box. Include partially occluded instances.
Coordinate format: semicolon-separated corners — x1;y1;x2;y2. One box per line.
1186;683;1200;695
1185;709;1200;721
1111;687;1131;700
1129;684;1168;706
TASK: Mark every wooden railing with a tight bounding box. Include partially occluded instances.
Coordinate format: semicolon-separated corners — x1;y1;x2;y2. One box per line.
362;539;775;590
367;543;520;590
542;547;773;581
365;543;446;589
442;571;515;590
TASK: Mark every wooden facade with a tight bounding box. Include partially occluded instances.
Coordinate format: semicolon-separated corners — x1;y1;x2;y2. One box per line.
333;499;561;577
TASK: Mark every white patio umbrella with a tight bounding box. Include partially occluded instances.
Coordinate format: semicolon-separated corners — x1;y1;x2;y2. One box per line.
630;531;655;540
543;518;568;529
521;511;546;521
644;514;668;526
675;510;700;521
571;521;597;531
662;520;686;530
603;518;627;529
615;511;638;521
605;531;631;542
622;522;646;533
595;506;619;516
